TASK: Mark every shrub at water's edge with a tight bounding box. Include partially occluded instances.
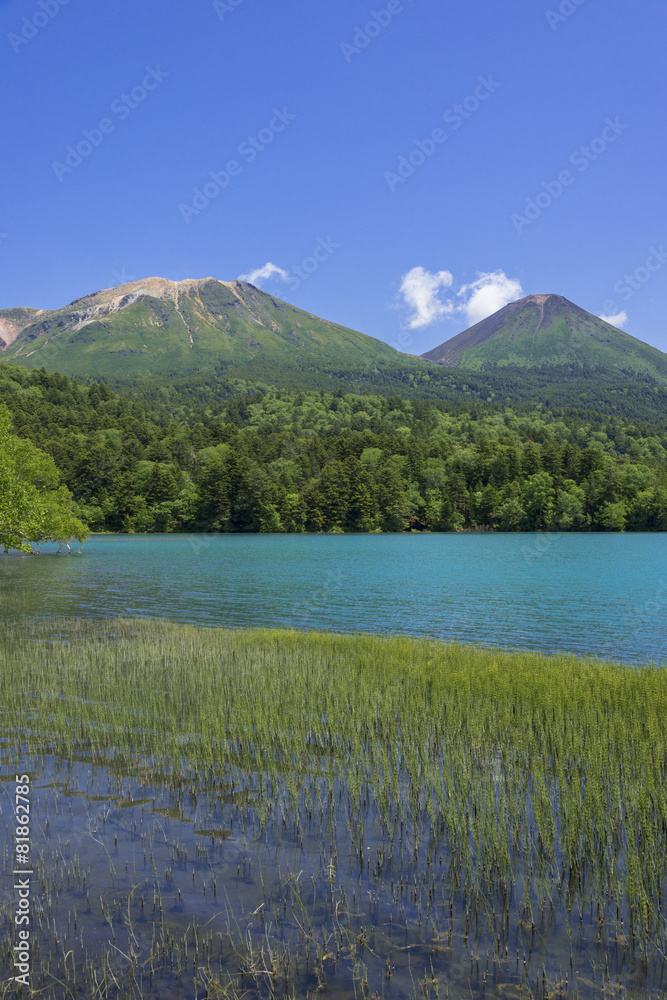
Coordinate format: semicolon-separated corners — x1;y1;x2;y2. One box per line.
0;403;88;553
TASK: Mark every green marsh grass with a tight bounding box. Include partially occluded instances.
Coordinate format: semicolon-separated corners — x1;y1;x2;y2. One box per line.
1;618;666;998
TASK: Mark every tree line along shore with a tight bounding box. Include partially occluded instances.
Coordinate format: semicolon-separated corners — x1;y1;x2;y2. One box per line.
1;362;666;549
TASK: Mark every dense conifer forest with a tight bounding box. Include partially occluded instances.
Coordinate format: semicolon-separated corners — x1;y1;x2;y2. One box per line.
2;362;666;535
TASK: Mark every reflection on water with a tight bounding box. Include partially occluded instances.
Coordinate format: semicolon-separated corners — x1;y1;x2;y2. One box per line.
1;532;666;663
1;753;662;1000
1;548;666;998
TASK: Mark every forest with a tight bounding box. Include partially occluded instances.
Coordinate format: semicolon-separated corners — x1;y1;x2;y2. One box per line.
1;362;666;536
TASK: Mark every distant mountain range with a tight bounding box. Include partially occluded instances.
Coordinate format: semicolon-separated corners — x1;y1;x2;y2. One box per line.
0;277;400;378
421;293;667;382
1;283;665;419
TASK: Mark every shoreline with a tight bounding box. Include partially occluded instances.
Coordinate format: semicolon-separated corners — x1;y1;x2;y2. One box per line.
3;614;665;670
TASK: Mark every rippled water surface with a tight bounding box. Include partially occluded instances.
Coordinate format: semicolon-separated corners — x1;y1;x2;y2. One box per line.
1;532;665;663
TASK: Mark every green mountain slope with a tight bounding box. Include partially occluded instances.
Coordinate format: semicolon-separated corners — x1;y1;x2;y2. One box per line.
2;282;666;422
0;277;402;379
421;294;667;381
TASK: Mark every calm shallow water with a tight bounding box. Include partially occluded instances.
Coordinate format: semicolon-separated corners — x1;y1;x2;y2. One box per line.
2;753;661;1000
2;539;667;998
1;532;665;663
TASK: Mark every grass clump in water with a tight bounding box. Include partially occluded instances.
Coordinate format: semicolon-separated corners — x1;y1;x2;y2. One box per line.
0;618;666;998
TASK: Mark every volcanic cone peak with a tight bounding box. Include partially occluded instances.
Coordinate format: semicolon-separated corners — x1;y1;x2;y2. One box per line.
420;293;667;380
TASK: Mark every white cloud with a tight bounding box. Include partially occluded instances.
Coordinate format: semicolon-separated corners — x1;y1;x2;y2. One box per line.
237;262;289;287
599;310;628;329
398;266;523;330
398;266;455;329
457;271;524;326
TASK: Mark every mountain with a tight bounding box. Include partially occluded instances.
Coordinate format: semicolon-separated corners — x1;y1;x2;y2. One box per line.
2;281;666;422
0;277;402;379
421;294;667;381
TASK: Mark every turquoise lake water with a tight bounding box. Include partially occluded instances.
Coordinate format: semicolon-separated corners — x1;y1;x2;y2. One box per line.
1;532;665;663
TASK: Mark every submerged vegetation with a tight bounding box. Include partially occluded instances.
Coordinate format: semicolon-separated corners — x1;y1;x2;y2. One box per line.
1;618;666;997
1;363;666;536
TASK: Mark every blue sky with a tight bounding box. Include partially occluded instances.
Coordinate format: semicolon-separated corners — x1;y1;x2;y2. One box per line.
1;0;666;356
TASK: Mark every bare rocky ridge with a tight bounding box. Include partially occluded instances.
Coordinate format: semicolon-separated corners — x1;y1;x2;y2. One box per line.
1;278;248;342
0;277;400;377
